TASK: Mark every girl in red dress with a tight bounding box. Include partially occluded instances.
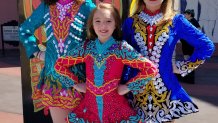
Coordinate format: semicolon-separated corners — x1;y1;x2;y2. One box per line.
55;3;157;123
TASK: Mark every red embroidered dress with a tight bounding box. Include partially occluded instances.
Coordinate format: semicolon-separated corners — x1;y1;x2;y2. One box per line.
55;37;157;122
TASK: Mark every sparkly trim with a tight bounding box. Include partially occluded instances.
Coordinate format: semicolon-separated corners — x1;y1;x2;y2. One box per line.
45;23;52;32
46;32;54;41
86;79;119;96
78;12;86;19
127;78;151;95
71;23;84;32
49;1;83;56
75;17;85;25
138;11;163;26
137;99;198;122
133;89;199;123
43;12;49;19
44;18;50;25
56;1;74;21
32;75;83;110
176;59;204;77
41;90;82;110
69;32;83;42
133;14;172;95
67;113;141;123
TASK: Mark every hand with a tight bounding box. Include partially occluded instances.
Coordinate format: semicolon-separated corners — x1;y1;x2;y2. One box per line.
117;84;130;95
73;83;86;93
34;51;45;61
172;62;180;74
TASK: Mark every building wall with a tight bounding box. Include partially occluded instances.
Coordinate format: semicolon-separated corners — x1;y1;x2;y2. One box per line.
0;0;19;50
180;0;218;43
0;0;217;49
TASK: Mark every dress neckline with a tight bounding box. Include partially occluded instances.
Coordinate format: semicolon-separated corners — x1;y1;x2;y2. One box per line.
57;0;73;5
143;7;161;16
95;37;116;54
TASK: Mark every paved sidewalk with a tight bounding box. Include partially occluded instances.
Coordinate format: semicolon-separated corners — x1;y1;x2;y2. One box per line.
0;50;23;123
0;49;217;123
0;111;23;123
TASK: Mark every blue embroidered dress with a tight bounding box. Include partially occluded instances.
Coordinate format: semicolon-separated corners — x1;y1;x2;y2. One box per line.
122;12;215;123
19;0;95;110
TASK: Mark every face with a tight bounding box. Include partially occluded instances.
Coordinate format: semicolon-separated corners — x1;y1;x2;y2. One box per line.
143;0;164;11
93;8;116;43
184;13;191;20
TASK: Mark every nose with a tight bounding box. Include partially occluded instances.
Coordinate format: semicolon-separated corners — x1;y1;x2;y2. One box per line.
99;22;107;29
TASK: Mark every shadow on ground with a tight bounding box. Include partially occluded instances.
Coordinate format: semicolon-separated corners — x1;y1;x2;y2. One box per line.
177;56;218;107
0;49;20;68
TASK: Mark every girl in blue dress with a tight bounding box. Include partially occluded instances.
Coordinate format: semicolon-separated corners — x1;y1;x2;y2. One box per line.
121;0;215;122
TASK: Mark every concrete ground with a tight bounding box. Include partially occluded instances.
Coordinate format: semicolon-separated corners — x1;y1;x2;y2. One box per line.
0;49;217;123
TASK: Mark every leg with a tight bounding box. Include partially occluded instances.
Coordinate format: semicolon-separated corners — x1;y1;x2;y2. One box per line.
49;107;71;123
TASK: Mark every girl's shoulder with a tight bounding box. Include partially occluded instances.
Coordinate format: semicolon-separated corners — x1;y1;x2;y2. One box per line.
34;1;49;13
119;40;134;51
84;40;95;48
80;0;96;11
123;17;134;24
172;14;188;27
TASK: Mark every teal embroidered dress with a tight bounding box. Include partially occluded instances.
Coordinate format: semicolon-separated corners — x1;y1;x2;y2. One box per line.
19;0;95;110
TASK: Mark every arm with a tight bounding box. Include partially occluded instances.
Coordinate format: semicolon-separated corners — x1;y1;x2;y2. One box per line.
122;18;132;43
121;18;140;84
174;15;215;77
55;42;86;90
19;2;46;58
120;41;157;95
172;48;180;74
55;56;85;87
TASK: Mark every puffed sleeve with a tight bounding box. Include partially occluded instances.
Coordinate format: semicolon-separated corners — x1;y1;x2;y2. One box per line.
55;43;86;87
121;17;140;84
122;18;132;43
173;14;215;77
120;41;157;95
19;2;47;58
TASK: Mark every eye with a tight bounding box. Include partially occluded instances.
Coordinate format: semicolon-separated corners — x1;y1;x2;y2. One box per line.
106;19;113;23
95;20;100;23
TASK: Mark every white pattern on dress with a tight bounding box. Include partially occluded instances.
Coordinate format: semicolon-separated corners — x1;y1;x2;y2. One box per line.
56;1;74;21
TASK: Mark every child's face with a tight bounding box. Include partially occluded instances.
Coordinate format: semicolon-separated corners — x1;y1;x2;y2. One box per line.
93;8;116;43
143;0;163;10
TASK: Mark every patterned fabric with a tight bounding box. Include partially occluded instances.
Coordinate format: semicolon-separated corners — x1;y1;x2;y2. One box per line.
55;37;157;123
122;13;215;123
19;0;95;111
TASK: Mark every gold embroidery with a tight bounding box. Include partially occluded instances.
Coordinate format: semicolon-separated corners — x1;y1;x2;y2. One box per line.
155;21;172;42
132;14;172;47
132;14;147;42
135;80;168;108
132;13;173;111
187;59;203;69
49;1;83;42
